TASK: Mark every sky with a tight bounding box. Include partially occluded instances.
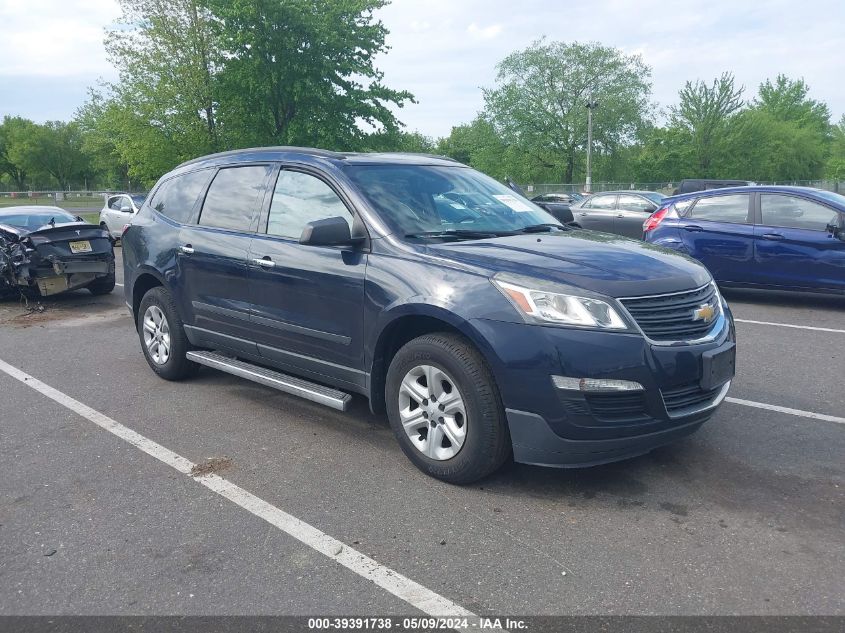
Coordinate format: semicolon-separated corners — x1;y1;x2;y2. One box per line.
1;0;843;138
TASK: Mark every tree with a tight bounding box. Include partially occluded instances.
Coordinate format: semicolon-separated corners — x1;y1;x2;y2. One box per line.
670;72;744;176
825;115;845;180
482;39;653;183
12;121;91;190
207;0;414;149
0;116;37;190
755;75;830;138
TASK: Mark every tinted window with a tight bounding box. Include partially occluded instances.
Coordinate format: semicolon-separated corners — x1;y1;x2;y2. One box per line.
761;194;840;231
688;194;750;223
150;170;211;224
199;166;270;231
586;195;617;210
267;170;350;239
108;196;122;210
0;210;77;230
618;194;656;213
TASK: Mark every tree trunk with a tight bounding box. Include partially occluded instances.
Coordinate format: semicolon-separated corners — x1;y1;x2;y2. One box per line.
564;151;575;184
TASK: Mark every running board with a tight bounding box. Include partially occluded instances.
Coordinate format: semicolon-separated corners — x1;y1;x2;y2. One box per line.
186;350;352;411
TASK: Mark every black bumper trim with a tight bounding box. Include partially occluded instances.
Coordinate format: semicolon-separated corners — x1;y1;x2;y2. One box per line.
506;408;710;468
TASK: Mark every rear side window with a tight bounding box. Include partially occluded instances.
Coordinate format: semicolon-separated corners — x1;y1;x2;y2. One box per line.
760;194;840;232
266;170;350;239
586;195;617;209
199;166;271;231
149;170;211;224
688;194;750;224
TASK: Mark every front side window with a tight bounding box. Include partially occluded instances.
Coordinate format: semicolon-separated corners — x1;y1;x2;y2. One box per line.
150;169;212;224
344;164;558;238
760;194;840;231
266;170;350;239
688;194;750;224
199;166;270;231
618;194;656;213
108;196;122;210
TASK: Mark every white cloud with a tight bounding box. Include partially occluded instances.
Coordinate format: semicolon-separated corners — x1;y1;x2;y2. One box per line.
1;0;843;135
0;0;120;77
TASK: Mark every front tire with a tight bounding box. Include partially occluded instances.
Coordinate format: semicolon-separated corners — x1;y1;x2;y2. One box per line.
137;286;198;380
385;332;510;484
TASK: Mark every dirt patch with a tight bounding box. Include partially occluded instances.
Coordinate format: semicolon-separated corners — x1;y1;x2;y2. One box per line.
0;296;127;328
190;457;233;477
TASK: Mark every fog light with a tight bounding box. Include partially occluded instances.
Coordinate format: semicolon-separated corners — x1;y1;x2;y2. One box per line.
552;376;644;392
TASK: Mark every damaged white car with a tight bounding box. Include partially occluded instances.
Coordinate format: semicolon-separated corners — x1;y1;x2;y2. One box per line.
0;206;116;297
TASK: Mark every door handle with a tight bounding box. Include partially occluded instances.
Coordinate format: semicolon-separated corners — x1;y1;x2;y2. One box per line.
616;213;625;218
578;212;588;217
761;233;784;241
683;225;703;232
252;257;275;268
180;244;194;254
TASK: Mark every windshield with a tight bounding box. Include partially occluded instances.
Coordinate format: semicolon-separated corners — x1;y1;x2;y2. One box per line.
813;189;845;208
643;192;666;204
344;165;561;239
0;210;78;230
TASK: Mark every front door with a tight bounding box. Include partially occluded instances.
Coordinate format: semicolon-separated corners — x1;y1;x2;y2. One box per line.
616;194;658;238
178;164;272;353
754;192;845;292
248;167;367;390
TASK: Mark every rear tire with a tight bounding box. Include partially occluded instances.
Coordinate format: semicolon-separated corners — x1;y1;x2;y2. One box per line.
137;286;199;381
87;272;116;295
385;332;511;484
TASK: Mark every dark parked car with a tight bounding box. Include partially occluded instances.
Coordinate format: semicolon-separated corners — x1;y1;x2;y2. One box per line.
644;186;845;294
123;148;735;483
529;192;585;224
0;206;115;297
570;191;666;238
673;179;752;195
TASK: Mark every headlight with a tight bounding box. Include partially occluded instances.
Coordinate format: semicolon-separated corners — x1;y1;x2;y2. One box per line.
492;273;628;330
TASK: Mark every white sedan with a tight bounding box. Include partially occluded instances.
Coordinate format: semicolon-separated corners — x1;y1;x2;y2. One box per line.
98;193;146;240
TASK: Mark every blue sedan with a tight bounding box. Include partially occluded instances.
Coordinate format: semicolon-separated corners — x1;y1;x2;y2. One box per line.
644;186;845;294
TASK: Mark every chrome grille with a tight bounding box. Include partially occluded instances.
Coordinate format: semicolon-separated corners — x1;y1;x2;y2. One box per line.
619;284;719;342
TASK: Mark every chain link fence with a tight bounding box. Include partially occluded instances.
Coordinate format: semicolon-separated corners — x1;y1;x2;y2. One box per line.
0;190;148;213
522;180;845;196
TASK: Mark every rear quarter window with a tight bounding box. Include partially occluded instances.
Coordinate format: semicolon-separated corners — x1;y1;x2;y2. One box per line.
149;169;212;224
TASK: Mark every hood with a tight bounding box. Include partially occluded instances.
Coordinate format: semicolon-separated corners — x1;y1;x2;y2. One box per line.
423;230;712;297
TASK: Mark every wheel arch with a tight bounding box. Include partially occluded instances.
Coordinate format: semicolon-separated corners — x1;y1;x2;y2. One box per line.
367;304;501;415
131;268;168;328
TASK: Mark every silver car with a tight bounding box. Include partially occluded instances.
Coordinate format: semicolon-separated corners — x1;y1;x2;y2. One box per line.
571;190;666;239
98;193;146;240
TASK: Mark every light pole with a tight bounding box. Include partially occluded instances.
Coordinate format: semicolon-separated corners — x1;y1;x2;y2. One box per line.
585;97;598;193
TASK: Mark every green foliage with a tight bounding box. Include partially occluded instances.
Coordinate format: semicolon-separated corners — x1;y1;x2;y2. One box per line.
482;39;652;183
670;72;744;176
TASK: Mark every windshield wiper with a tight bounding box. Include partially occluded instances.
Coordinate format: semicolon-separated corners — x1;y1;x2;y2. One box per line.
405;229;511;240
515;223;566;233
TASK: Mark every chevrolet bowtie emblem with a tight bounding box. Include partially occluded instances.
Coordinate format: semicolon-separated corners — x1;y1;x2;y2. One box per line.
692;303;716;323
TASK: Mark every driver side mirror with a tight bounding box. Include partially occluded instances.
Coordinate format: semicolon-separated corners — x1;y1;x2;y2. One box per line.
120;204;133;213
827;222;844;240
300;216;363;246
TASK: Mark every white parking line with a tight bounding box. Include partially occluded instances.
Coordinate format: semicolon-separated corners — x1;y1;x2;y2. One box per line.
115;282;123;287
734;318;845;334
726;397;845;425
0;358;476;620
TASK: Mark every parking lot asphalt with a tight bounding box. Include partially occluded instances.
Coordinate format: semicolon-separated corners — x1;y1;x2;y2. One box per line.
0;249;843;616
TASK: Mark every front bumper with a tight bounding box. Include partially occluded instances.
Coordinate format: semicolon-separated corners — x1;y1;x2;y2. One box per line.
471;307;736;467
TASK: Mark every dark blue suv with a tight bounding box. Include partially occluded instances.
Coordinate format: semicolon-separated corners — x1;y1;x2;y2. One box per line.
644;186;845;294
123;148;736;483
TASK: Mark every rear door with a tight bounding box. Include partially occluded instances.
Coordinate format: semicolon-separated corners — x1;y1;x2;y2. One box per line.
754;193;845;292
178;164;272;352
575;194;618;232
247;166;367;390
678;193;755;283
616;194;658;238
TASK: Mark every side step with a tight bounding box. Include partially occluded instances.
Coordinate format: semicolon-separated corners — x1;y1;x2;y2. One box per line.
186;350;352;411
